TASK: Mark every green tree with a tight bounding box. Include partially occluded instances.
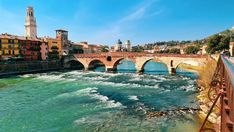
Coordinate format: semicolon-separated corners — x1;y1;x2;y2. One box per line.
206;34;230;54
132;45;144;52
168;48;181;54
100;45;109;52
185;46;200;54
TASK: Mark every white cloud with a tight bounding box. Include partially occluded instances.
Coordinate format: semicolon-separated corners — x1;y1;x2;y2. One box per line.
88;0;162;45
119;6;147;23
119;0;159;23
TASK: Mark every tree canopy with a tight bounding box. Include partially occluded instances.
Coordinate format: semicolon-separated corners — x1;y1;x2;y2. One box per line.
100;45;109;52
156;48;181;54
206;34;230;54
185;46;200;54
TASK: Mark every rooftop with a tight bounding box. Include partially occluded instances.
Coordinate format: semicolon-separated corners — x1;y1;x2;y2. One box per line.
56;29;68;32
0;33;44;41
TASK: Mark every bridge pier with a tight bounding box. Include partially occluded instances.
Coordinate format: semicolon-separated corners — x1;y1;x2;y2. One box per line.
84;66;89;72
105;67;117;73
136;69;144;74
168;67;176;75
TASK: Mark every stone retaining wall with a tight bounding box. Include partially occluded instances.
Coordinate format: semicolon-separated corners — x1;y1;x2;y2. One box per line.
0;61;63;77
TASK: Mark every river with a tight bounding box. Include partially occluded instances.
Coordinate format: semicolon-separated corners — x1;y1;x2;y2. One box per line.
0;60;201;132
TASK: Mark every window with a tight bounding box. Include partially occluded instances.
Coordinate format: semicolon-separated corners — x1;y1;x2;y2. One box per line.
8;45;13;49
8;39;14;44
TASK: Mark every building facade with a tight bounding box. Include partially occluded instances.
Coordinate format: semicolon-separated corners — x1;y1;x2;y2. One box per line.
0;34;20;59
125;40;132;51
44;37;61;60
20;38;42;61
114;39;123;52
25;7;37;39
40;40;48;60
0;34;48;61
56;29;69;55
75;42;102;54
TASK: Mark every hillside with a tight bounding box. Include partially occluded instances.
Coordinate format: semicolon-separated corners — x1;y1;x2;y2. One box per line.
132;27;234;52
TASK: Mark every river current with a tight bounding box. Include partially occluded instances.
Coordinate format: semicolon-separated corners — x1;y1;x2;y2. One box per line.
0;61;201;132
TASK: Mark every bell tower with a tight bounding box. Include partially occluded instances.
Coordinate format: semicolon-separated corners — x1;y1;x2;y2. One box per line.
25;7;37;38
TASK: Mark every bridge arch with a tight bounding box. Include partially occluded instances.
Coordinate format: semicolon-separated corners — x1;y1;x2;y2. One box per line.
88;59;106;71
175;60;202;70
112;58;136;72
113;58;136;68
138;58;168;73
64;60;85;70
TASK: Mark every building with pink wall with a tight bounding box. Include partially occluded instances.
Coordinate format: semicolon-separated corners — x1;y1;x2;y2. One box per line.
40;40;48;60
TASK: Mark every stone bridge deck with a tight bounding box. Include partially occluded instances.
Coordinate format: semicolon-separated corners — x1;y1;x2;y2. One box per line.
68;52;210;74
75;52;208;58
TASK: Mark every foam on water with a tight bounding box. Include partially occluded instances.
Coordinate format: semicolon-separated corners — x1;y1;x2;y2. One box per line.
74;117;102;125
86;87;125;108
128;95;139;101
92;81;161;89
56;87;125;109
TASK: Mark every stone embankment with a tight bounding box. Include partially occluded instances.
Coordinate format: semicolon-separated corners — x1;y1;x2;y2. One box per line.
178;61;220;128
0;61;63;77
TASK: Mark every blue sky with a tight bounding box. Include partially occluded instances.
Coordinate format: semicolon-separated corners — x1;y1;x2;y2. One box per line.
0;0;234;45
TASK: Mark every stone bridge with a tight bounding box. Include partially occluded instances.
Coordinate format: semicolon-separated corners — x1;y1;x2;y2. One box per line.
65;52;211;74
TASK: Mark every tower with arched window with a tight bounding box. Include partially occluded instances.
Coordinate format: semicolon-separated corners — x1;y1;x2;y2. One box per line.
25;7;37;38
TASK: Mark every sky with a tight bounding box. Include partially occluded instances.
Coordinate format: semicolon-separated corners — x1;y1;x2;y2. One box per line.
0;0;234;46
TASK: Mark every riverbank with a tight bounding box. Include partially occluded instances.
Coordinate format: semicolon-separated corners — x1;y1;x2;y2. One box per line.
178;61;220;129
0;61;63;78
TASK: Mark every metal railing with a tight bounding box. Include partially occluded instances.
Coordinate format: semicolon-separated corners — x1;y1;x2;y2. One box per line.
200;55;234;132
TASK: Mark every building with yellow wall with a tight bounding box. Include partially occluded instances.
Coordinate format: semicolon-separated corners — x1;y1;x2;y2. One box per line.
43;37;62;59
0;34;20;59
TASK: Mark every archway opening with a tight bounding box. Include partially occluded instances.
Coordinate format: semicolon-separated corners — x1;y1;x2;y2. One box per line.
143;60;168;75
64;60;84;70
88;60;106;72
176;61;199;77
115;59;136;73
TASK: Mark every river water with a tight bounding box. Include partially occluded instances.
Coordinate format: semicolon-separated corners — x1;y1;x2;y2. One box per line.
0;61;201;132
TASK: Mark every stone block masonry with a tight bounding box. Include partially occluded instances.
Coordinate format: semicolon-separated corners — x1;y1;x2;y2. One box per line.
0;61;62;77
